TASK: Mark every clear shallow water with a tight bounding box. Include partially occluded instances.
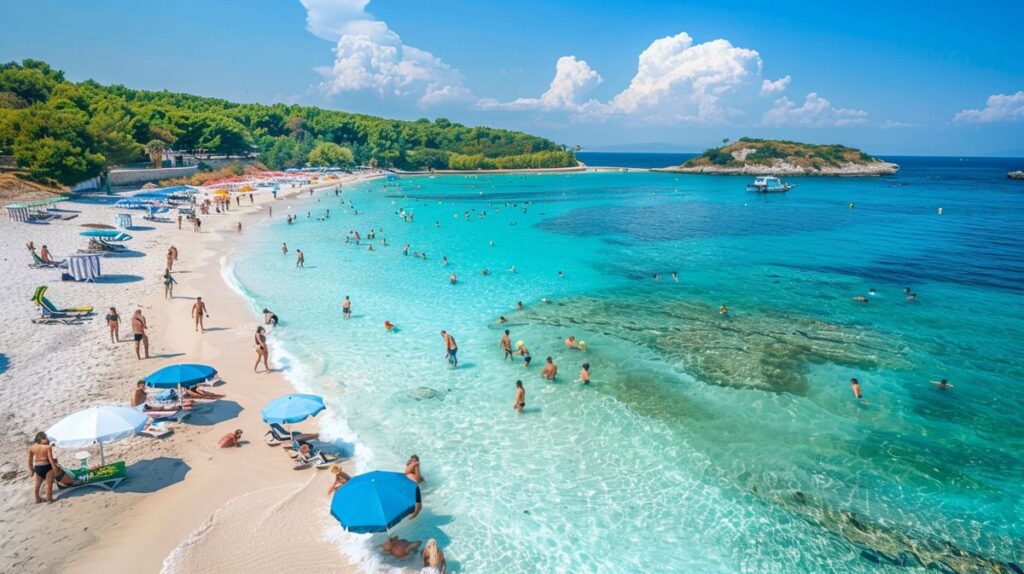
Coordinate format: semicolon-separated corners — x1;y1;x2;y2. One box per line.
231;158;1024;573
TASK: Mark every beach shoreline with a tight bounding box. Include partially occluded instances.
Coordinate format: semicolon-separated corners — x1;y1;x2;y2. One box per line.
0;173;383;573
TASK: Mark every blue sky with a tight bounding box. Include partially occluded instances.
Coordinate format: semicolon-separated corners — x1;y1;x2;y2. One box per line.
2;0;1023;156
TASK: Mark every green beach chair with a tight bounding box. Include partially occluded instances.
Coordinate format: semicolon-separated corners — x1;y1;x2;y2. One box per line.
59;461;128;492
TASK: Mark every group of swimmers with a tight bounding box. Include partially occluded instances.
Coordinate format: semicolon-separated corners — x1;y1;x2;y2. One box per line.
498;330;592;413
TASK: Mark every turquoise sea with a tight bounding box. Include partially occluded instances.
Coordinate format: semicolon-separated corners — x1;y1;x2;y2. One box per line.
230;156;1024;573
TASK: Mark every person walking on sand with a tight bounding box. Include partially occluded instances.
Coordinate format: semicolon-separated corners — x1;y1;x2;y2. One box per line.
440;330;458;367
254;326;269;372
542;357;557;381
163;269;177;299
236;221;242;234
177;214;183;230
132;309;149;359
192;297;210;332
166;248;175;272
501;329;513;360
405;454;424;483
514;380;526;413
296;250;304;269
422;539;447;574
342;296;352;319
106;307;121;343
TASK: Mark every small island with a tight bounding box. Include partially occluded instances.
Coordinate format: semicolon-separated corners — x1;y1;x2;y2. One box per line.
656;138;899;176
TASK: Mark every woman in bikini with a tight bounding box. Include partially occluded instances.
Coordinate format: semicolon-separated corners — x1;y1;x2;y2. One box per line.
163;269;177;299
254;326;270;372
27;433;74;503
106;307;121;343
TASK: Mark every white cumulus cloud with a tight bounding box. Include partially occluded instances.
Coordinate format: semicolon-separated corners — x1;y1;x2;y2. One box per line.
953;91;1024;124
760;75;791;95
478;56;602;111
607;33;762;122
761;92;868;127
300;0;470;105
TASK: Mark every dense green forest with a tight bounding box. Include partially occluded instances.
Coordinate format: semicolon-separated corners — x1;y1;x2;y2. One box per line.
0;59;577;186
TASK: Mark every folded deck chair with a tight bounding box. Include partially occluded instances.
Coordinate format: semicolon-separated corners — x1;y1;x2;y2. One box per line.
140;422;174;439
57;461;127;492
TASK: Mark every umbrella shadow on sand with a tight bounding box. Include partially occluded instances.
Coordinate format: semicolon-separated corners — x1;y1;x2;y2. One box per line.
186;400;243;426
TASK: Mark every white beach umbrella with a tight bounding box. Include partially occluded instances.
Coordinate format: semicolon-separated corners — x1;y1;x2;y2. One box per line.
45;405;148;464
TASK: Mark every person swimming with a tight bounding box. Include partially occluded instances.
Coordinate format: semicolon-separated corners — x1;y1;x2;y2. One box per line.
850;377;863;399
930;378;953;390
449;273;458;284
579;362;591;384
720;304;729;315
565;335;577;349
853;296;869;303
384;320;395;331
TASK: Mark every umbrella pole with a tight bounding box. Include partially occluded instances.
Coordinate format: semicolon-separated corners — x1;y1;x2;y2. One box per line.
98;441;105;466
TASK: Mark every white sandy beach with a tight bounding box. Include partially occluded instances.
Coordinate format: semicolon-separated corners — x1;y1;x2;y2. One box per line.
0;173;399;573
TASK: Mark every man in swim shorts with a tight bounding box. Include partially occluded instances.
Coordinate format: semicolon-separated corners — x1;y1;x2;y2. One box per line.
501;330;513;360
542;357;557;381
132;309;149;360
441;330;458;367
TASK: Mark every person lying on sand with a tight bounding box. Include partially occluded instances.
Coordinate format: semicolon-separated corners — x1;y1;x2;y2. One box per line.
382;536;422;560
182;386;224;400
132;381;195;410
219;430;243;448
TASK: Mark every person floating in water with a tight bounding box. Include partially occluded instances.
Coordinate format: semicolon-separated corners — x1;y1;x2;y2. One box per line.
930;378;953;390
853;296;869;303
384;320;395;332
514;380;526;413
719;304;729;315
850;377;863;399
449;273;458;284
441;330;458;367
542;357;557;381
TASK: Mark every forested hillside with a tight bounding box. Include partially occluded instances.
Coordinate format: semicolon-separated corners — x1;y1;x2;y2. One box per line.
0;59;576;185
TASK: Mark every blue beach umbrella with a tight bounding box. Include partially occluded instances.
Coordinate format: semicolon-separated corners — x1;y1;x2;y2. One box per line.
261;394;326;424
330;471;421;533
144;363;218;388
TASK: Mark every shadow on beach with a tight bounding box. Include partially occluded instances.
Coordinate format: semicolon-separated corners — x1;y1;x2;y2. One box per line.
59;456;191;499
186;400;243;426
95;274;144;284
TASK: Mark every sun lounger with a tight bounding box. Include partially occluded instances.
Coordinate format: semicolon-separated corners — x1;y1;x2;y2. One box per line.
264;423;318;446
80;238;127;253
29;251;63;268
293;450;338;470
140;422;174;439
57;461;127;492
31;306;80;325
32;286;93;316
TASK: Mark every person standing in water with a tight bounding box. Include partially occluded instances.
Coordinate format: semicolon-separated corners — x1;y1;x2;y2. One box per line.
342;296;352;319
579;363;591;384
517;341;532;367
281;243;288;255
500;330;513;360
514;380;526;413
132;309;149;359
296;250;304;269
441;330;458;367
850;377;863;399
254;326;269;372
192;297;210;332
542;357;557;381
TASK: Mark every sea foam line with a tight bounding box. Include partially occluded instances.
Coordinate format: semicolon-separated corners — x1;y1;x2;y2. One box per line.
219;255;387;572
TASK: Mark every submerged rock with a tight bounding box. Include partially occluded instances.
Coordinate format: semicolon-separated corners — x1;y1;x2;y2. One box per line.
407;386;444;400
519;295;909;394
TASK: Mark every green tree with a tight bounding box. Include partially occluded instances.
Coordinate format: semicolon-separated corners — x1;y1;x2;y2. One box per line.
145;139;167;168
88;100;143;167
307;141;354;167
